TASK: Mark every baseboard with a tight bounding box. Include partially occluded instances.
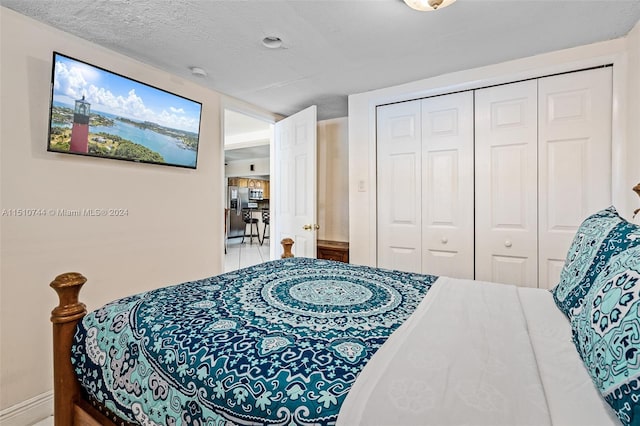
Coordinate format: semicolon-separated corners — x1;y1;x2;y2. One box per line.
0;391;53;426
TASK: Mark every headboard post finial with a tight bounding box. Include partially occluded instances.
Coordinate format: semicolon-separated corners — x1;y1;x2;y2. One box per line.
50;272;87;323
50;272;87;425
281;238;295;258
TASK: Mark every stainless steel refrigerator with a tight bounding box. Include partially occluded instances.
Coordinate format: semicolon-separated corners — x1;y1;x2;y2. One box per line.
228;186;249;238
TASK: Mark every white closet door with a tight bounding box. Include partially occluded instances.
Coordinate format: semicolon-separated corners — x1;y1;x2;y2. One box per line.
377;100;422;273
538;68;612;289
475;80;538;287
421;92;474;278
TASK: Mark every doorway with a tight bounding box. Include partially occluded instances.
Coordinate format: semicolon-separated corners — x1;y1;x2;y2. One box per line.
223;108;274;272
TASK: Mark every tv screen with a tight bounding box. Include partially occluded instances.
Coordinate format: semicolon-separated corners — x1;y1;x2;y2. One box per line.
47;52;202;169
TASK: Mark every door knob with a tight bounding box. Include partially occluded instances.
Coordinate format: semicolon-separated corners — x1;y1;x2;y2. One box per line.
302;224;320;231
504;240;512;248
441;237;448;244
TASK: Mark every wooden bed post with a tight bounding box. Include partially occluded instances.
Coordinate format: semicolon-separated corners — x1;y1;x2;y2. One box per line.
633;183;640;218
50;272;87;426
281;238;294;258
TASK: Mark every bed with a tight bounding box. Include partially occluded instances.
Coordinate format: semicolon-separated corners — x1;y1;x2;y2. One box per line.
50;206;640;426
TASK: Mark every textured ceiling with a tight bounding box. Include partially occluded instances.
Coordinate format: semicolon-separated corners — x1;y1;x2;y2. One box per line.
2;0;640;120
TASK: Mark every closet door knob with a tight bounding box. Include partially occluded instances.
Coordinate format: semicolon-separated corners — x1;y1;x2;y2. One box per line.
504;240;512;248
441;237;448;244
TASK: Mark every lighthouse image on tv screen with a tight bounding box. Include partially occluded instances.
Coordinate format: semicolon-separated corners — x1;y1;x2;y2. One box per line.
47;52;202;169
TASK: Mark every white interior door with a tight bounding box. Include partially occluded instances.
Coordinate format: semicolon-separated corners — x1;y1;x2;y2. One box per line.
475;80;538;287
376;100;422;273
538;67;612;289
421;92;474;279
273;105;318;258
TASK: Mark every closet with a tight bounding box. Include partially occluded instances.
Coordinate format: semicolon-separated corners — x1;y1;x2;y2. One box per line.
376;67;612;289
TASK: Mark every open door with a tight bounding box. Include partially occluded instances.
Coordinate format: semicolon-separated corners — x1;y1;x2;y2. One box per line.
273;105;318;258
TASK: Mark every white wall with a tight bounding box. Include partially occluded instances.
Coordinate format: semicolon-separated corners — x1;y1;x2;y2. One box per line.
0;8;271;422
317;117;349;242
225;157;270;177
349;36;638;266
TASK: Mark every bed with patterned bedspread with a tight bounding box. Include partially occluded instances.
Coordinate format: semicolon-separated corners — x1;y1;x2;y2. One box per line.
71;257;437;425
57;207;640;426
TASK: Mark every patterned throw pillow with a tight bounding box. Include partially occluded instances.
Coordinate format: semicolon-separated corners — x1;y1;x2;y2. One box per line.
552;207;630;318
571;243;640;425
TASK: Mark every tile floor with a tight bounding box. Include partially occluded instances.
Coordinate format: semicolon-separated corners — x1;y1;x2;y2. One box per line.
224;236;271;272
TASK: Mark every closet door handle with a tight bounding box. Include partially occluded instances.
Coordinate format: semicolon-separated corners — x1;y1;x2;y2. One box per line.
441;237;448;244
504;240;512;248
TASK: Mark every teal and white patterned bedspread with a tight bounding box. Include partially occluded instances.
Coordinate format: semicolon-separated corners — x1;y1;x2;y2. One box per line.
72;257;437;425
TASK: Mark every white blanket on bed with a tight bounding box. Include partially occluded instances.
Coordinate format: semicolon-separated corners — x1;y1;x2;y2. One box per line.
336;277;619;426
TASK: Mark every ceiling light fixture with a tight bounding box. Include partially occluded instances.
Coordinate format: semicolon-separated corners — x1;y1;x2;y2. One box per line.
190;67;207;77
403;0;456;11
262;36;283;49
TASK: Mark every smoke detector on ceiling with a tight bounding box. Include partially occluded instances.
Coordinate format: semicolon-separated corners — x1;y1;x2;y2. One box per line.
190;67;208;77
262;36;283;49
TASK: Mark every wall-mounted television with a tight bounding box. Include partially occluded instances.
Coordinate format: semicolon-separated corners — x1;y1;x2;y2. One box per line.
47;52;202;169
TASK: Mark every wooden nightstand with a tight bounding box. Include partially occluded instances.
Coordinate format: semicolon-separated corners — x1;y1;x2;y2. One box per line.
317;240;349;263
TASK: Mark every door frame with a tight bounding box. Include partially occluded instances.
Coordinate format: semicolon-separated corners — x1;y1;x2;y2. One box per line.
220;96;279;267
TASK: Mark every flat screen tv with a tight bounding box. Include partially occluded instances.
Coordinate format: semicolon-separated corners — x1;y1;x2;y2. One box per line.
47;52;202;169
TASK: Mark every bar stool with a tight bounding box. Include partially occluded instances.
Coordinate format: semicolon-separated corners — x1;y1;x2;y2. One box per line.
241;208;259;244
261;209;270;246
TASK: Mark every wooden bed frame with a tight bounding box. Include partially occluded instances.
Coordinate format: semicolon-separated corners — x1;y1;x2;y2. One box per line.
49;238;295;425
633;183;640;218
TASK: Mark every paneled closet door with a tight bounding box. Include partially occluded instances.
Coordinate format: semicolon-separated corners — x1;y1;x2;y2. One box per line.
538;67;612;289
475;80;538;287
421;92;474;279
377;100;423;273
